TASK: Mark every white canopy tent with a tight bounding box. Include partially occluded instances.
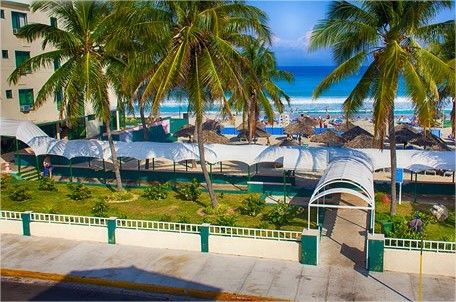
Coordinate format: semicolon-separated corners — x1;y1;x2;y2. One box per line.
1;119;455;173
307;156;376;231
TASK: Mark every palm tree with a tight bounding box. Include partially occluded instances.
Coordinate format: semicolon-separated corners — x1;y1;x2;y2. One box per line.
140;1;271;207
9;1;125;190
425;21;455;136
231;41;293;143
310;1;454;215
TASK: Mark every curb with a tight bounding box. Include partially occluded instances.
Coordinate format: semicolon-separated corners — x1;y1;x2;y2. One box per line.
1;268;284;301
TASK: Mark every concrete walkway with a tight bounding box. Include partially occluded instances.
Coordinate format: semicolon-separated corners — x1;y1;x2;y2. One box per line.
1;234;455;301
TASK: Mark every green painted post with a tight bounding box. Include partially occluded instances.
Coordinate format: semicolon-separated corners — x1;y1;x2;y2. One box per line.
200;223;210;252
152;158;155;170
414;173;418;203
107;217;117;244
300;229;319;265
102;159;106;171
15;139;21;174
283;170;287;202
21;211;32;236
220;162;222;172
186;160;188;172
367;233;384;272
137;160;141;186
69;159;73;182
255;163;258;174
173;161;176;173
35;155;40;174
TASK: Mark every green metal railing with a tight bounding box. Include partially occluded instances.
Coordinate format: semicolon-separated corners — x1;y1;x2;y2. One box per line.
384;237;455;253
116;218;200;234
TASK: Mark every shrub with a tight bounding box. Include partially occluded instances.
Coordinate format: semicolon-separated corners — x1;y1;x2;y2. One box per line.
67;183;91;200
215;214;237;226
43;207;58;214
1;174;13;189
177;179;202;202
38;177;57;191
9;185;31;201
159;214;172;222
256;221;270;229
239;195;265;216
375;192;390;204
91;200;109;217
117;213;128;219
177;215;190;223
265;203;302;228
143;183;169;200
204;204;229;216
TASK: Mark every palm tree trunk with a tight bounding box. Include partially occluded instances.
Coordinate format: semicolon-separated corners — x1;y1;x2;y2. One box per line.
248;96;256;143
196;113;217;208
388;107;397;216
451;99;455;138
139;104;150;169
105;121;123;190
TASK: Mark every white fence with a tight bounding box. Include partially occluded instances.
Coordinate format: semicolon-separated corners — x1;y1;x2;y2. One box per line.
385;238;455;253
116;218;200;234
30;213;107;226
209;225;301;241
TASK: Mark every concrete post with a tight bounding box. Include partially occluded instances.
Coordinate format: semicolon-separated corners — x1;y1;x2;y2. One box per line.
300;229;319;265
200;223;210;253
21;211;32;236
367;233;384;272
107;217;117;244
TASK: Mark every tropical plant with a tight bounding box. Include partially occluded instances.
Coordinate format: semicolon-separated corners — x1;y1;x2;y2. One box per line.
9;185;31;202
231;41;293;142
310;0;454;215
8;1;125;190
143;183;169;200
177;179;202;202
139;1;271;207
265;203;301;229
38;177;57;191
215;214;237;227
239;194;266;216
92;199;109;217
67;183;91;201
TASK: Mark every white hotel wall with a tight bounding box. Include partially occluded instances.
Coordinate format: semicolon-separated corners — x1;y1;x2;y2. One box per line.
29;222;107;243
0;220;23;235
384;249;455;277
209;236;300;261
116;228;201;252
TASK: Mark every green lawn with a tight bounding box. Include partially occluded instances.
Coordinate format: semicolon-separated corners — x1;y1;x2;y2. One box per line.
0;178;312;232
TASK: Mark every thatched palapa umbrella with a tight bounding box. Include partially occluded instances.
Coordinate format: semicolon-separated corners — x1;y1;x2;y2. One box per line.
173;124;195;138
341;126;372;141
236;120;265;130
335;121;355;132
310;130;345;146
275;139;299;147
409;133;449;151
284;116;318;137
393;124;419;145
200;131;229;144
344;134;377;149
237;127;270;138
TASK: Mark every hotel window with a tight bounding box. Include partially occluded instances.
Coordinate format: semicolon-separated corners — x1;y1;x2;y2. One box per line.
2;50;8;59
15;50;30;69
18;89;34;112
50;17;57;28
6;90;13;99
1;10;5;19
11;11;27;33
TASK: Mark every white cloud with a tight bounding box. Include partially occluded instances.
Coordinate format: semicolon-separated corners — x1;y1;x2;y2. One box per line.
271;32;312;50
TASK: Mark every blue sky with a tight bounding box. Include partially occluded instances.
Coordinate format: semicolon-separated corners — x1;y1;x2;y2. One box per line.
248;1;455;66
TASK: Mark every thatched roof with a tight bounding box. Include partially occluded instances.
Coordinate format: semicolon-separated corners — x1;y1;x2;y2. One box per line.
200;131;229;144
237;127;270;138
173;124;195;138
335;121;356;132
275;139;299;147
341;126;373;141
310;130;345;146
394;124;419;144
409;133;449;151
202;119;222;131
344;134;377;149
284;120;315;137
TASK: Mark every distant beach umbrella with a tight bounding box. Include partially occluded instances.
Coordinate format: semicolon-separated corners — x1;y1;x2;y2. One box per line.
236;121;265;130
173;124;195;138
275;139;299;147
284;118;316;137
202;119;222;131
200;131;229;144
341;126;373;141
335;121;356;132
237;127;270;138
344;134;377;149
393;124;419;144
409;133;449;151
310;130;345;146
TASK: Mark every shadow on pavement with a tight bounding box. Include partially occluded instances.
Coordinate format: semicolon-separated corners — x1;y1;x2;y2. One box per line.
27;265;221;301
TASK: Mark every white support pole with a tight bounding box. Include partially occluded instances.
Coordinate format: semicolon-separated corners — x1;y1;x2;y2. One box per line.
398;182;402;205
116;110;121;130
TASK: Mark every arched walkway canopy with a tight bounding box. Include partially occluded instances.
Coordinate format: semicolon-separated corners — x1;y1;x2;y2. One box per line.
307;156;375;230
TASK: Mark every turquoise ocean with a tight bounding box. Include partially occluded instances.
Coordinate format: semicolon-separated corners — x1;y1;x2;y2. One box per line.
137;66;452;119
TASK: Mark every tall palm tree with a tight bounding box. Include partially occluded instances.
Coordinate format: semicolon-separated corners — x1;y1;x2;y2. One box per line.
231;41;293;143
310;1;454;215
9;1;125;190
141;1;270;207
425;20;455;136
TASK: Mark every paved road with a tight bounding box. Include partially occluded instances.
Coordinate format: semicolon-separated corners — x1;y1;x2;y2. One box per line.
1;234;455;301
1;277;197;301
